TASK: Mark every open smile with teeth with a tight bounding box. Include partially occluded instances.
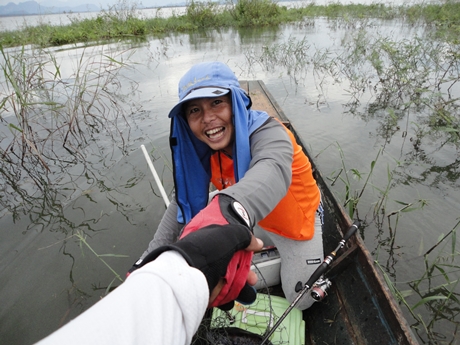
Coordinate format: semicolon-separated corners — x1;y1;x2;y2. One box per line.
206;127;225;140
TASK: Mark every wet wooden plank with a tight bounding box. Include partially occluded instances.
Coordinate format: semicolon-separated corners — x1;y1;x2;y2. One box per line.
240;80;288;122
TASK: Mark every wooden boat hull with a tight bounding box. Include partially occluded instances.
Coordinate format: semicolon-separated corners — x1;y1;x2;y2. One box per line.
239;80;419;345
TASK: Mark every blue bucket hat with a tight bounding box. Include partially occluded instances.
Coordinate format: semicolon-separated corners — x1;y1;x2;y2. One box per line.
169;62;269;224
168;61;243;119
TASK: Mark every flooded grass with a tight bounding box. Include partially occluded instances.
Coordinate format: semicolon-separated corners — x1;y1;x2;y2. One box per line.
0;44;138;226
246;21;460;145
375;220;460;343
321;138;457;343
239;10;459;342
0;0;460;48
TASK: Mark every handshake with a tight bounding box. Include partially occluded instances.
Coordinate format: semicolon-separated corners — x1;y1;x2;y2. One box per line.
127;194;263;310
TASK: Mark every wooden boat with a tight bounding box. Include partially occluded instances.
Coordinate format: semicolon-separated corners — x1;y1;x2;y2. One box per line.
225;80;420;345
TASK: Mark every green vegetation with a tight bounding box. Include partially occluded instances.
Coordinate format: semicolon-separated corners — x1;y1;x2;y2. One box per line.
376;220;460;343
235;9;459;341
75;230;128;291
0;43;136;224
1;0;460;48
246;22;460;149
319;140;457;343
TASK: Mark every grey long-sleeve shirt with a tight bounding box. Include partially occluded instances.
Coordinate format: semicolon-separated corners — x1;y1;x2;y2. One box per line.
140;117;293;259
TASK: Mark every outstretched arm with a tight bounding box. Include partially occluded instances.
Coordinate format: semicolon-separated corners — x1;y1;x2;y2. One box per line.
221;118;293;225
37;225;263;345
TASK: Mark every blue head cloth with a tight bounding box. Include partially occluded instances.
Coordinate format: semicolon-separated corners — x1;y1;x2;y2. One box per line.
169;61;269;223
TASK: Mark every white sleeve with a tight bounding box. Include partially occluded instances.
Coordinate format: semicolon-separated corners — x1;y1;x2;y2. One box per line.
36;251;209;345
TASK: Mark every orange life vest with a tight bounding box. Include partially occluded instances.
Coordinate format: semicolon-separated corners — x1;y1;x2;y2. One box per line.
210;122;320;240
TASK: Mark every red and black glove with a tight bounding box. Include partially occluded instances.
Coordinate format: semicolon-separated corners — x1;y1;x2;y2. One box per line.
127;223;253;306
179;194;256;310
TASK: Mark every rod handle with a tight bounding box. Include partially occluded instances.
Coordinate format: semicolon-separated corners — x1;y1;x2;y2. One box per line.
343;221;360;242
304;221;360;288
305;261;329;289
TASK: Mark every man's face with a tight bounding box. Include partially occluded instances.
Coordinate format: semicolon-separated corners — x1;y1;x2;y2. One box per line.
184;94;234;155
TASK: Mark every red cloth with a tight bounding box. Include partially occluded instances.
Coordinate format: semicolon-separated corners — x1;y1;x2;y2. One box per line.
180;196;252;308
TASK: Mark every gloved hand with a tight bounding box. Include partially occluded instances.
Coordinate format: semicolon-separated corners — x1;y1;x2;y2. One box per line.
128;222;254;308
179;194;255;309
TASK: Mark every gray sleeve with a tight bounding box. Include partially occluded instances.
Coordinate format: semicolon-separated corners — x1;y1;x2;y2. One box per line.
140;194;183;260
141;119;292;258
220;118;293;226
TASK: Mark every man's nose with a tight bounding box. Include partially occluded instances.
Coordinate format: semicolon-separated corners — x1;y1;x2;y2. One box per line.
202;107;216;123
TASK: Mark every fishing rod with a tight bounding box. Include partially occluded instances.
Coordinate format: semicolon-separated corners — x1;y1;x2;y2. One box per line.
140;144;170;207
260;221;360;345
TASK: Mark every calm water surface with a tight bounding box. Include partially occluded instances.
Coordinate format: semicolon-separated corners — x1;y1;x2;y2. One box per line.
0;8;459;345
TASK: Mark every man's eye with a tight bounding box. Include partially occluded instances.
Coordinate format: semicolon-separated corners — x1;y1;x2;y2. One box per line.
213;99;223;105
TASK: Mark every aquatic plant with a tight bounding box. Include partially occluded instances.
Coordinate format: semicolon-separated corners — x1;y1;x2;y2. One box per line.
375;220;460;344
319;139;456;343
1;1;460;48
228;0;281;27
75;230;128;292
185;0;223;28
249;15;460;150
0;44;137;224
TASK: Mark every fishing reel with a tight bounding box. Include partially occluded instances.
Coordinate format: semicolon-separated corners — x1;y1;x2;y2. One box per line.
311;277;332;302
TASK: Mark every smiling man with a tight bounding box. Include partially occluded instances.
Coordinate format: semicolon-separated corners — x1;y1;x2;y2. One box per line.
129;61;325;311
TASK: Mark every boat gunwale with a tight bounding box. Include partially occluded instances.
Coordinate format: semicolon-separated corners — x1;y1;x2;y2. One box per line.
240;80;419;345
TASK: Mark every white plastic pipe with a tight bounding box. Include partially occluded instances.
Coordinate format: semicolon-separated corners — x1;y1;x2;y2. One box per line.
140;144;170;207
